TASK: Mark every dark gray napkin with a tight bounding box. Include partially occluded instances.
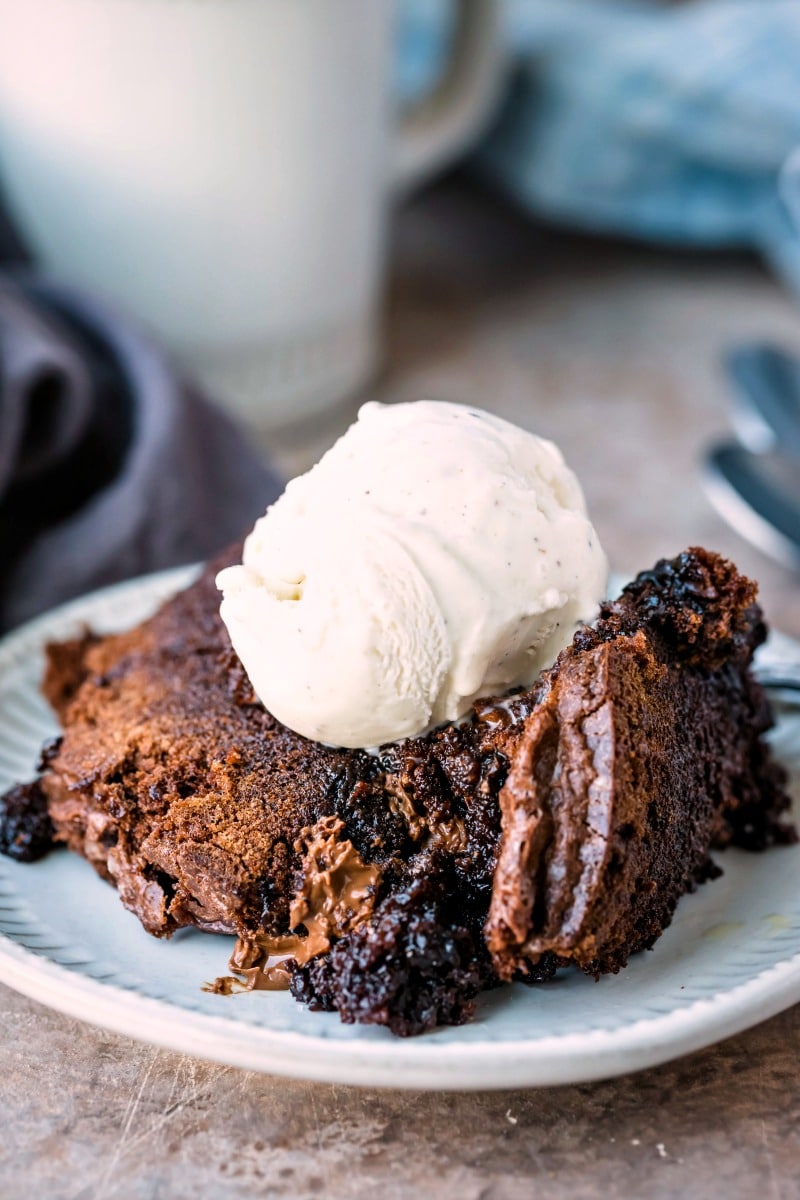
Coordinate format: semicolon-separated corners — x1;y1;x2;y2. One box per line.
0;275;282;632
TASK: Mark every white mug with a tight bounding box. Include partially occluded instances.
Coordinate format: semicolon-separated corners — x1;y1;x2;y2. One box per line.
0;0;503;427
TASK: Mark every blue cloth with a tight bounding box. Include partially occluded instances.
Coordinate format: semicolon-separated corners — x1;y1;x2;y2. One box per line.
397;0;800;287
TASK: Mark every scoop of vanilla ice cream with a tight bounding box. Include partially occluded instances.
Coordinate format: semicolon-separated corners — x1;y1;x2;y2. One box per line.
217;400;607;748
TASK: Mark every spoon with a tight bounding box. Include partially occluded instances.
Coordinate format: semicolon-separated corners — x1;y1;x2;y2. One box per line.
727;344;800;461
704;442;800;570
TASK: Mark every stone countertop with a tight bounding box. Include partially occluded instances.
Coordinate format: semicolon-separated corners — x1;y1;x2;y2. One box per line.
3;182;800;1198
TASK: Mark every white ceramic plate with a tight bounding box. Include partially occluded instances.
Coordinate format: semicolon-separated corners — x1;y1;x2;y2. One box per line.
0;568;799;1090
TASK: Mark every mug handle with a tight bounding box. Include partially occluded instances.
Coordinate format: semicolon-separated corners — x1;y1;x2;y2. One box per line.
392;0;505;193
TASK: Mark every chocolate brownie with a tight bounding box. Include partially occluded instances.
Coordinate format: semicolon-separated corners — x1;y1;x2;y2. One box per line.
1;547;792;1035
486;551;792;980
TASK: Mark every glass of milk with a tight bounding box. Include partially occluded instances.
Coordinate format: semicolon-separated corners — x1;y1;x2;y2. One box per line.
0;0;503;428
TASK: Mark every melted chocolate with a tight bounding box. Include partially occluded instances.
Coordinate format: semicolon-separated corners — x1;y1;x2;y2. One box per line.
207;815;382;993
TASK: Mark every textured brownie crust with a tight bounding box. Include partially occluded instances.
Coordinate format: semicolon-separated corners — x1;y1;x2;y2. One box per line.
0;781;54;862
1;546;792;1034
486;548;793;980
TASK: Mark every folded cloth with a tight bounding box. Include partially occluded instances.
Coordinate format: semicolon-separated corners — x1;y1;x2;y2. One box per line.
0;276;281;632
397;0;800;286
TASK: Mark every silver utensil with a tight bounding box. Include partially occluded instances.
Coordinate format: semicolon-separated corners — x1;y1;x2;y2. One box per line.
756;659;800;712
757;668;800;695
704;442;800;569
727;345;800;461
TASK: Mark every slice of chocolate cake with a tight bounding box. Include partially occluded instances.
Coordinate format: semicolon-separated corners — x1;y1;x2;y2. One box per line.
486;551;793;981
0;548;792;1035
